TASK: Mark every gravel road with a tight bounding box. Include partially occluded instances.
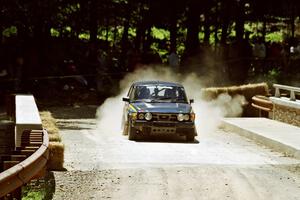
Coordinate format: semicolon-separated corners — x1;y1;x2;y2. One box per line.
49;106;300;200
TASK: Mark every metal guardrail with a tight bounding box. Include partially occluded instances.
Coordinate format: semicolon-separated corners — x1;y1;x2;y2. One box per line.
252;84;300;117
0;129;49;198
251;95;273;117
274;84;300;101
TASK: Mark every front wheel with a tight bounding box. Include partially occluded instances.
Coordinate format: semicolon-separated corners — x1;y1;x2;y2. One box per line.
122;120;128;135
186;135;195;142
128;122;136;140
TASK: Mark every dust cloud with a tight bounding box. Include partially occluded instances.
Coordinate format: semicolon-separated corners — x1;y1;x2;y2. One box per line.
96;66;245;136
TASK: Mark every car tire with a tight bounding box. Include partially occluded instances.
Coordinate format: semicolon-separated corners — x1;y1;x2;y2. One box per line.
123;122;128;135
186;135;195;142
128;122;136;140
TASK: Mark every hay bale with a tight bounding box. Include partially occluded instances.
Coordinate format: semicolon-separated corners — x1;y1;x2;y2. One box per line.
48;133;61;142
200;87;228;101
48;142;64;171
39;111;64;170
240;83;269;100
39;111;60;141
40;112;56;127
201;83;269;117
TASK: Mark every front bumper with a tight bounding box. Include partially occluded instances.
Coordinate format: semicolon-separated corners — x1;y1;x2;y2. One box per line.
131;120;196;136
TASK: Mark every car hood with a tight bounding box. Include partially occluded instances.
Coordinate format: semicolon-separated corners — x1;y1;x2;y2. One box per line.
131;102;192;113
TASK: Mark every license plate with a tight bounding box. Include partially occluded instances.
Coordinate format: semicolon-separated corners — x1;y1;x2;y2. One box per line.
151;128;176;134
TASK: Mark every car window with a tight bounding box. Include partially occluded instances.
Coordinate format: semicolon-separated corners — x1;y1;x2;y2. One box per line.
127;85;133;97
132;84;188;103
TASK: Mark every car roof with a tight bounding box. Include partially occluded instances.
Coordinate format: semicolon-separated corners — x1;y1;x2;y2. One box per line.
132;81;184;87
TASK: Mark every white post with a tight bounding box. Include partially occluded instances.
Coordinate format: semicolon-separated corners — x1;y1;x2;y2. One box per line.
275;87;280;98
290;91;296;101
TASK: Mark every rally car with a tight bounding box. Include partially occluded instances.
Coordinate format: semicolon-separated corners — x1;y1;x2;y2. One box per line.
121;81;197;142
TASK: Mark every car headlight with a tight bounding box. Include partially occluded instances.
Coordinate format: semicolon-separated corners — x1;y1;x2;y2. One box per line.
184;114;190;121
145;112;152;121
177;113;184;121
138;113;145;120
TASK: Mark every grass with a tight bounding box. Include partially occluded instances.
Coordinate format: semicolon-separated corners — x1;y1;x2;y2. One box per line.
22;173;55;200
22;190;45;200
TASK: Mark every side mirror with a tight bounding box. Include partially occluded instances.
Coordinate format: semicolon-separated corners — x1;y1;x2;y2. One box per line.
190;99;194;104
122;97;130;102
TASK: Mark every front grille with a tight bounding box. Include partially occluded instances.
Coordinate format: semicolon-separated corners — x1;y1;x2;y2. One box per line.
152;113;177;122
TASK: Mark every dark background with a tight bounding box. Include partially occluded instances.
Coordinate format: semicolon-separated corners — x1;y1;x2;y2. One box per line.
0;0;300;103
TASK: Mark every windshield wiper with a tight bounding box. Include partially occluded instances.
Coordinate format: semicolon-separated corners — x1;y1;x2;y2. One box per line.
172;99;188;103
133;99;151;103
157;97;173;100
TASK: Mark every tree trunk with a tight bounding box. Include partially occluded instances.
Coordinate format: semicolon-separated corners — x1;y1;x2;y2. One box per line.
135;24;145;52
214;24;219;47
203;14;210;44
120;16;130;68
235;0;245;42
170;11;177;52
185;5;200;54
143;27;152;52
220;0;230;44
291;9;295;40
105;17;110;49
262;17;267;42
89;0;98;43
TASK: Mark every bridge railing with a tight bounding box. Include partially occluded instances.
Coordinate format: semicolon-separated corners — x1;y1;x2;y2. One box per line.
0;129;49;198
0;94;49;199
273;84;300;101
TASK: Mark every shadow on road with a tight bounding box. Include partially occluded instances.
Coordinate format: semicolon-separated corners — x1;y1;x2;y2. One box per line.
44;105;98;119
56;120;96;130
133;134;200;144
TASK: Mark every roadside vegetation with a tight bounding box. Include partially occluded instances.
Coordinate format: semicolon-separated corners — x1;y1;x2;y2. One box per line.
0;1;299;103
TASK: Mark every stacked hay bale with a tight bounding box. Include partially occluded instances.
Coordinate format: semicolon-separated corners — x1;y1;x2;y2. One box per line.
39;111;64;170
201;83;270;117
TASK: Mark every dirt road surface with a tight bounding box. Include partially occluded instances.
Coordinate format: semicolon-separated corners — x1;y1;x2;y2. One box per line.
49;106;300;200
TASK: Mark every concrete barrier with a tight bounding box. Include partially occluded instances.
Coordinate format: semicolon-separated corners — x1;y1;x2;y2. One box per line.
15;95;42;148
270;97;300;127
222;118;300;159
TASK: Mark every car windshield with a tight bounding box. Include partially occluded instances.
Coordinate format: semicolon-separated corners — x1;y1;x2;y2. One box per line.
131;84;188;103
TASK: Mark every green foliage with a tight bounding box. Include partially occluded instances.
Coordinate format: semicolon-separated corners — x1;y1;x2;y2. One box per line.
128;28;137;37
22;191;45;200
265;31;283;42
2;26;17;37
198;32;204;41
22;184;47;200
50;28;60;37
151;27;170;40
150;43;168;62
98;28;115;41
64;26;71;32
79;33;90;40
267;68;280;80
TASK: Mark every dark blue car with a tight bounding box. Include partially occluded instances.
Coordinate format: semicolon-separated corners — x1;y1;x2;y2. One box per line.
122;81;197;141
